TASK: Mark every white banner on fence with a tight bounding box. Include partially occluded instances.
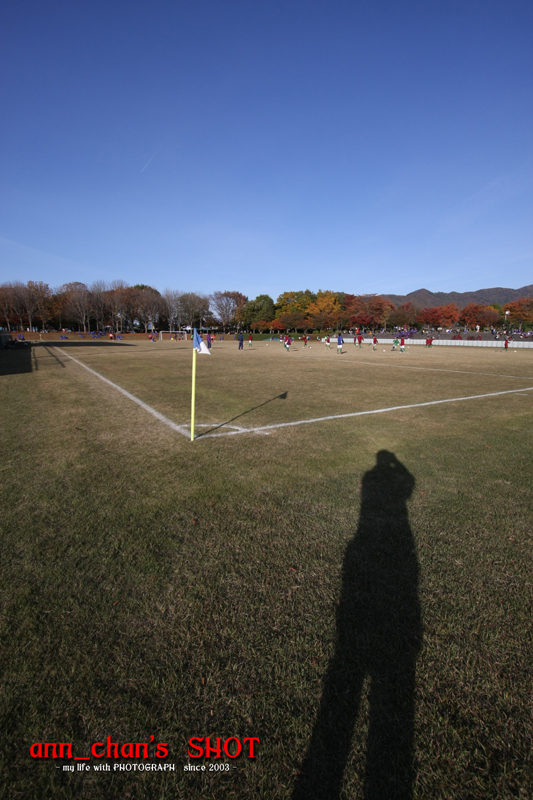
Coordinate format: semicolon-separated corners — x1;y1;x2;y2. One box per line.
342;338;533;348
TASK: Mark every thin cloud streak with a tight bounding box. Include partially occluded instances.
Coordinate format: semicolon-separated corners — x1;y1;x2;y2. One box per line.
140;145;162;173
438;161;533;234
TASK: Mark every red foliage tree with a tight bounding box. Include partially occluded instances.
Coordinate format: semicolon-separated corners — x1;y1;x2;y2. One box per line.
503;298;533;329
416;304;459;328
345;295;395;329
269;319;285;331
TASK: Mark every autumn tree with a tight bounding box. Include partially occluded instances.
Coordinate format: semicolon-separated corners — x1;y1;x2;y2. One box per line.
89;281;108;331
278;312;309;332
105;280;130;332
477;307;500;328
503;298;533;330
210;291;240;330
269;319;285;332
178;292;210;329
0;284;15;331
209;291;247;329
415;304;459;328
275;290;316;316
22;283;42;330
459;303;482;327
27;281;53;330
306;290;341;330
162;289;183;330
249;319;272;333
345;294;395;329
10;282;30;330
439;304;460;327
459;303;500;329
335;293;355;330
61;282;91;331
415;307;442;328
387;302;417;329
134;285;163;333
368;295;395;328
228;291;248;326
50;289;68;330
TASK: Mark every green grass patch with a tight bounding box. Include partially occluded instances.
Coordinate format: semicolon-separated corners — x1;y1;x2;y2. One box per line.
1;341;532;799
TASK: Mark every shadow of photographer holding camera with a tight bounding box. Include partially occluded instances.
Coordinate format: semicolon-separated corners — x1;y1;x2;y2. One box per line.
293;451;422;800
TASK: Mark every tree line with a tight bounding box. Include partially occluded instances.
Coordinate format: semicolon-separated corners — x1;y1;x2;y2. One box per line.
1;281;532;333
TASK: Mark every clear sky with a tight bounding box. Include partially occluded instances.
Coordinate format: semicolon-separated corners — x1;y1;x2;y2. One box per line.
1;0;532;300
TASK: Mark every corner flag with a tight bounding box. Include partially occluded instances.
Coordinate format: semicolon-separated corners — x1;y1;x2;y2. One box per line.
193;329;211;355
191;329;210;442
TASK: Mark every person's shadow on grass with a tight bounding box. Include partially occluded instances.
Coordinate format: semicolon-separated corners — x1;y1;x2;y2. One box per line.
292;451;422;800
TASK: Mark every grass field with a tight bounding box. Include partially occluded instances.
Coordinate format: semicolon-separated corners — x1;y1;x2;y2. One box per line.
1;339;532;799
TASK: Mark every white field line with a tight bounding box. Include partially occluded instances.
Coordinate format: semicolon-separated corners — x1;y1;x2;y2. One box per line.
287;351;533;381
54;348;532;441
54;348;190;438
193;423;271;436
68;344;533;381
198;386;533;439
342;360;533;381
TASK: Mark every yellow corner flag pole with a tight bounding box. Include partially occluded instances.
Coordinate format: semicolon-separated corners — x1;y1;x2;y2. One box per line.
190;346;197;441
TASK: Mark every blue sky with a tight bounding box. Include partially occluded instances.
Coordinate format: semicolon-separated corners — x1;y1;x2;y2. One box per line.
1;0;532;300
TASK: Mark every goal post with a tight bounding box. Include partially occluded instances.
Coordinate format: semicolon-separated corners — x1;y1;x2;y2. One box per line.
158;331;189;341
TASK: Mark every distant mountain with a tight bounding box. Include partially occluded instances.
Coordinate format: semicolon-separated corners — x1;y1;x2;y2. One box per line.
383;285;533;310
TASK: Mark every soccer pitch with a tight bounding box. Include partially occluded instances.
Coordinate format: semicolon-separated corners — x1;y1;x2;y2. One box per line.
1;339;532;799
28;338;533;438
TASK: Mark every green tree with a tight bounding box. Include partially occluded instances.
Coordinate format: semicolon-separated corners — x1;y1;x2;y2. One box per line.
241;294;276;326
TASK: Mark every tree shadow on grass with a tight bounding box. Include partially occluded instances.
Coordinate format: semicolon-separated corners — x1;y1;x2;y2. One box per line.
293;451;422;800
196;391;288;437
41;345;67;368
